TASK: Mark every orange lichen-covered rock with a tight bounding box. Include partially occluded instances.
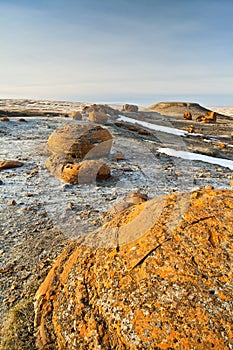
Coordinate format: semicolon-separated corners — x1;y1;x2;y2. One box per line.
47;123;112;159
35;190;233;350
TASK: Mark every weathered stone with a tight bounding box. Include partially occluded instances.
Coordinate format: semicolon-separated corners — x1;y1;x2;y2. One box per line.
70;111;82;120
121;104;138;112
196;111;216;123
196;114;205;122
124;191;148;204
82;104;119;117
17;118;27;122
45;153;74;179
7;200;16;206
184;111;192;120
61;160;111;184
35;189;233;349
107;201;133;216
47;123;113;160
89;111;108;124
112;152;125;161
1;117;10;122
138;128;150;135
0;160;23;171
203;111;216;123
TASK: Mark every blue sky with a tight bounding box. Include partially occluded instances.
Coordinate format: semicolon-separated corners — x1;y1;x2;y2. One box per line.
0;0;233;106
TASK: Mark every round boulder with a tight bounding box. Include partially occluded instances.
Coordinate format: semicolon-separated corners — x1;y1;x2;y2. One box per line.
47;123;113;160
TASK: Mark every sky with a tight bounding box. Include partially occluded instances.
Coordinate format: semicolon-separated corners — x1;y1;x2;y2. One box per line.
0;0;233;106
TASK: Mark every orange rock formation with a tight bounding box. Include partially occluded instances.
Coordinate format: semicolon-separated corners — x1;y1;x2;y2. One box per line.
35;189;233;349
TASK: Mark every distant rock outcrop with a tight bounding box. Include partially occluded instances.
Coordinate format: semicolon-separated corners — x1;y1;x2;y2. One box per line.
82;104;119;118
148;102;224;119
35;189;233;349
121;103;139;112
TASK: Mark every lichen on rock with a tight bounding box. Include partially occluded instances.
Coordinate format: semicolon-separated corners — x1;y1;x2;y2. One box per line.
34;189;233;349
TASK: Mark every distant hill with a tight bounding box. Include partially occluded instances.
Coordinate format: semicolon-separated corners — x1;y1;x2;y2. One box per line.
147;102;227;119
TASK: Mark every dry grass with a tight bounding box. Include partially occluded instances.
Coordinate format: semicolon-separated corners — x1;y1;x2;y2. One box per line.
0;299;36;350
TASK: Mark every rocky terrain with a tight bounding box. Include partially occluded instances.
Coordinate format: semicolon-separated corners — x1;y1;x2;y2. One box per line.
0;99;233;349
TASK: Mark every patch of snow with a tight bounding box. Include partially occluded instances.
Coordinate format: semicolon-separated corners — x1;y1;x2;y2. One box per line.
158;148;233;170
117;115;188;137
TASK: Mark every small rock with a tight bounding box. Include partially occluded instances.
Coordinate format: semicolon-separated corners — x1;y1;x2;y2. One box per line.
68;202;74;209
112;152;125;161
138;129;150;135
25;193;33;197
205;185;214;190
61;160;111;185
108;202;133;216
7;200;16;206
0;117;10;122
0;160;24;171
217;142;226;148
124;191;148;204
17;118;27;122
184;111;192;120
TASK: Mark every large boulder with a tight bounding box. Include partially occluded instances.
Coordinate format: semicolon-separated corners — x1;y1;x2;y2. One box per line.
121;104;138;112
46;123;113;160
35;189;233;349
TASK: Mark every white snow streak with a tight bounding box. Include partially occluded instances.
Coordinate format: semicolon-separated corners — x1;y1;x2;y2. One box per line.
158;148;233;170
117;115;188;137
